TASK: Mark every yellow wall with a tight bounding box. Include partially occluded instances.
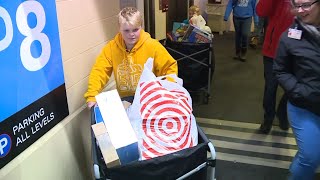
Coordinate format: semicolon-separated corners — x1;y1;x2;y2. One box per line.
0;0;120;179
154;1;167;40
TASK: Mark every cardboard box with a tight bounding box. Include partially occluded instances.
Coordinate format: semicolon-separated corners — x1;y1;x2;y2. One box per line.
95;90;139;165
91;122;120;168
182;25;212;43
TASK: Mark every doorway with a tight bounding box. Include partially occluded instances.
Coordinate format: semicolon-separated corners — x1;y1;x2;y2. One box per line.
166;0;193;32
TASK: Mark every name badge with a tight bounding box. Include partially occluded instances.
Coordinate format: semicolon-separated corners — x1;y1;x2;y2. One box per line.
288;28;302;40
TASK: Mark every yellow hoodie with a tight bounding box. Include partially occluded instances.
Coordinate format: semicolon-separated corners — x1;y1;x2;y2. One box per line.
84;30;178;102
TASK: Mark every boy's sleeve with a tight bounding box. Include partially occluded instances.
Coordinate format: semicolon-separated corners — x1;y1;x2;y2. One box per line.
153;42;178;77
84;44;113;102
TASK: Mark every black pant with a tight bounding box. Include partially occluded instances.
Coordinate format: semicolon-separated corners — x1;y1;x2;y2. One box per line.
263;56;287;124
121;96;134;103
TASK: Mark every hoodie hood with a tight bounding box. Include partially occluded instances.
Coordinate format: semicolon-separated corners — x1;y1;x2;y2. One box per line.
114;29;151;53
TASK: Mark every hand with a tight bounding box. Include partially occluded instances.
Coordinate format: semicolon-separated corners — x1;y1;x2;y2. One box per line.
87;101;96;110
223;18;228;22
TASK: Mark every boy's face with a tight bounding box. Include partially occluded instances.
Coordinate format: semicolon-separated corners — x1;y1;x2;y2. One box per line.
119;22;141;48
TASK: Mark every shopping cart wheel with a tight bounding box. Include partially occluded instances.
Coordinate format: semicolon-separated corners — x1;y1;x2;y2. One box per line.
93;164;101;179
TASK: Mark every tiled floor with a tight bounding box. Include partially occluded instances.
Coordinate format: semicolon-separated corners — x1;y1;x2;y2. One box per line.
198;117;294;180
198;117;320;180
215;160;289;180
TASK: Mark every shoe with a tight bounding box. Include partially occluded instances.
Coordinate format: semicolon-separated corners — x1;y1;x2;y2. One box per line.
279;119;289;131
239;47;247;62
249;37;258;49
239;57;246;62
233;48;240;60
259;122;272;134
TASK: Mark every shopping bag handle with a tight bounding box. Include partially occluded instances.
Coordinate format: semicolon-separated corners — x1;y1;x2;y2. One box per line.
156;74;183;86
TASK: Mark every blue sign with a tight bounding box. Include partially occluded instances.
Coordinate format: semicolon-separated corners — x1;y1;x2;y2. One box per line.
0;134;12;158
0;0;65;121
0;0;69;169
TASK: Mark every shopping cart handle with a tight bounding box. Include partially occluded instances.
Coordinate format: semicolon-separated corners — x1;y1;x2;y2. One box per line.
91;106;102;179
197;125;209;143
91;106;95;124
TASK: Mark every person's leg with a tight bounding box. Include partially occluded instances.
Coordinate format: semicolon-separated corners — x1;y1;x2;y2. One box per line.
249;17;264;47
252;22;260;37
288;102;320;180
233;16;241;59
239;17;252;61
276;93;289;130
257;17;265;44
260;56;278;133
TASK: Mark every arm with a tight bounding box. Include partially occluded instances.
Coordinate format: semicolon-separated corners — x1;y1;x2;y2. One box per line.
256;0;274;17
273;37;297;94
273;36;314;103
84;44;113;104
224;0;233;21
153;42;178;76
252;0;259;24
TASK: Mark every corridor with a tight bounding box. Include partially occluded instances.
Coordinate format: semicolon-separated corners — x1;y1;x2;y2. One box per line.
192;32;320;179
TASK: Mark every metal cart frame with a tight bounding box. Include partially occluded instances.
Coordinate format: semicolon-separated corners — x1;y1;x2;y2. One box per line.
164;40;215;104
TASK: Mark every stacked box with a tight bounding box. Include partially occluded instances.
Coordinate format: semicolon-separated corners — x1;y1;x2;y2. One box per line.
182;25;212;43
95;90;139;165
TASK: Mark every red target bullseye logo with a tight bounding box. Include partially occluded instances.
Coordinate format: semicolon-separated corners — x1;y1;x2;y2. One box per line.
139;81;194;159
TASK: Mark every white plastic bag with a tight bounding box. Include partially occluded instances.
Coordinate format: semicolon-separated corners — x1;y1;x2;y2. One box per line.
127;58;198;160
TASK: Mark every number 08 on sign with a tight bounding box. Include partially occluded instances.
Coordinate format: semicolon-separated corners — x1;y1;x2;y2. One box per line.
1;1;50;71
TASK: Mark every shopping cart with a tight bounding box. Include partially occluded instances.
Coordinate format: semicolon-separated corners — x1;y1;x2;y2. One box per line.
164;39;214;104
90;106;216;180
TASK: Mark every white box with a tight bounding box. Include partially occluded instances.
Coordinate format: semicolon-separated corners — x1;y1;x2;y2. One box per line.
95;90;139;164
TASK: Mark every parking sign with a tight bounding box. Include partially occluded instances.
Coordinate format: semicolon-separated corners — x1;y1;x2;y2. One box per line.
0;0;69;169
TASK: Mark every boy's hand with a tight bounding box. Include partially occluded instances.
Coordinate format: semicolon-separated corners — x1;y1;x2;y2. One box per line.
87;101;96;109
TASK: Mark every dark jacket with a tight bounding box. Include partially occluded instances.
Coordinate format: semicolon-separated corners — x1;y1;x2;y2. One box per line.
273;19;320;116
256;0;294;58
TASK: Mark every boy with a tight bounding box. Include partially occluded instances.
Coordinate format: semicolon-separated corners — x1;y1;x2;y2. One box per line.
84;7;178;108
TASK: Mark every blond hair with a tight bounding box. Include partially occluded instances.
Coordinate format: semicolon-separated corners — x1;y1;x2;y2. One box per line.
189;5;200;16
118;7;143;27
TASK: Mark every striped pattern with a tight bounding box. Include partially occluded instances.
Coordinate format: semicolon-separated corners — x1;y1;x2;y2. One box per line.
196;117;297;169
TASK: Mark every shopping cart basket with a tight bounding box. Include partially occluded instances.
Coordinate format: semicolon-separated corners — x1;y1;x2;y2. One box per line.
91;106;216;180
164;40;214;104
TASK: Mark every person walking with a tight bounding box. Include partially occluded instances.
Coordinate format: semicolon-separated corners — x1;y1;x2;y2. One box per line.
274;0;320;179
256;0;294;134
224;0;259;62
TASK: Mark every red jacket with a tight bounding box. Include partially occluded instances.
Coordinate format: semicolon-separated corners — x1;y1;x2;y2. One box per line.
256;0;294;59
